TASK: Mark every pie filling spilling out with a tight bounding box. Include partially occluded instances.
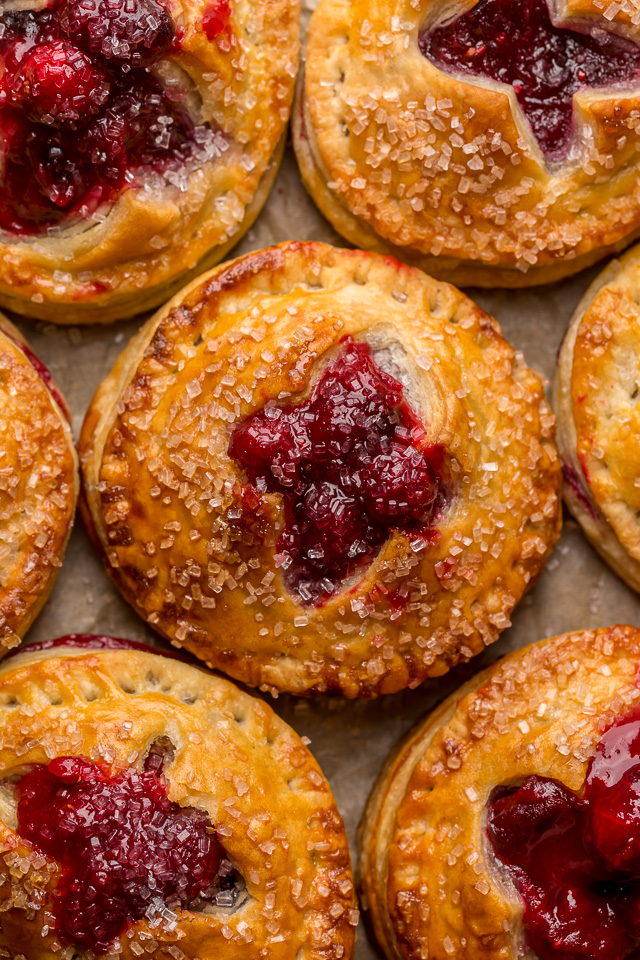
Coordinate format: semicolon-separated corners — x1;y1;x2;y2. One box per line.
488;709;640;960
419;0;640;160
17;753;226;952
0;0;221;235
229;337;442;606
7;632;193;663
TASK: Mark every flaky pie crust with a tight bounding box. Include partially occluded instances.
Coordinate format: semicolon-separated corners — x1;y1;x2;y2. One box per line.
0;0;299;324
554;242;640;592
0;642;357;960
0;314;77;650
359;625;640;960
79;241;560;697
295;0;640;287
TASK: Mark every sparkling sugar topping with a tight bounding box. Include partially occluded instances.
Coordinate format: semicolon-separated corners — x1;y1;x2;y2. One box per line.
229;337;442;605
420;0;640;159
488;708;640;960
0;0;219;235
17;755;223;953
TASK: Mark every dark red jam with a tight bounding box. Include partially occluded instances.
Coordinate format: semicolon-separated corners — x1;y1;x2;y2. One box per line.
229;338;442;605
488;709;640;960
18;755;222;953
0;0;217;235
420;0;640;159
202;0;231;41
562;461;598;520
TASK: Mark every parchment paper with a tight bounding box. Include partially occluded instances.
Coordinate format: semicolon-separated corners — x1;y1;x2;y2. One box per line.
8;137;640;960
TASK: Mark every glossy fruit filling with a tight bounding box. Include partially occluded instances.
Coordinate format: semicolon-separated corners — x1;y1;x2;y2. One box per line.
229;338;442;605
0;0;214;235
487;709;640;960
17;755;222;952
420;0;640;159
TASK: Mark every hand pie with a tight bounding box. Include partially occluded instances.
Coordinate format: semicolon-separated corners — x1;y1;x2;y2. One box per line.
0;634;357;959
0;0;299;324
79;241;561;697
295;0;640;287
554;244;640;592
359;624;640;960
0;313;77;650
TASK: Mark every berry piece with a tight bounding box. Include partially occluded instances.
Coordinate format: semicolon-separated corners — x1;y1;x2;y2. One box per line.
586;767;640;876
229;338;442;604
18;756;222;954
62;0;175;67
11;40;110;123
488;777;583;861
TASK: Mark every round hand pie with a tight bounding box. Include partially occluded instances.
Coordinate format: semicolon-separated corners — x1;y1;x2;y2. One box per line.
554;244;640;593
359;624;640;960
0;313;77;651
294;0;640;287
0;0;299;324
78;241;561;697
0;634;357;959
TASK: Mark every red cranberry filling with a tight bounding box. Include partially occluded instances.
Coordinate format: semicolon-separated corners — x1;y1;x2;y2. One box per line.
419;0;640;160
5;632;193;662
487;709;640;960
0;0;218;235
17;755;223;953
202;0;231;41
229;338;442;605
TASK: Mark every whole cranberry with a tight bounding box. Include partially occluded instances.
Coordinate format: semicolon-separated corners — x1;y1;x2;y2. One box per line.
488;777;582;861
358;448;436;524
11;40;110;123
62;0;176;67
586;768;640;877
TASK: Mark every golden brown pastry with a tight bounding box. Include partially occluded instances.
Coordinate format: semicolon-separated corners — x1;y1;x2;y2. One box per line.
359;624;640;960
79;241;560;697
295;0;640;287
0;312;77;650
554;243;640;593
0;633;357;960
0;0;299;324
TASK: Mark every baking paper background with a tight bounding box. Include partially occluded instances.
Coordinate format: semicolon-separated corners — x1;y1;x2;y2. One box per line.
8;46;640;957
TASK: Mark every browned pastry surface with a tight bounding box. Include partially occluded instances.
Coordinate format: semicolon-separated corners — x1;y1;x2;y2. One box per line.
0;642;357;960
79;241;561;697
0;314;77;650
359;625;640;960
554;243;640;592
0;0;299;324
295;0;640;287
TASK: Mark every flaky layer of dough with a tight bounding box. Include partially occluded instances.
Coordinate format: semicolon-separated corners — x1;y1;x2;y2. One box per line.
295;0;640;287
0;642;357;960
359;625;640;960
79;241;560;697
0;0;298;323
554;242;640;592
0;314;77;648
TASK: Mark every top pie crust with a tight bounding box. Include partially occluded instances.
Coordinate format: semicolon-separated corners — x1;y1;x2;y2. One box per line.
554;241;640;592
79;241;561;698
0;642;357;960
0;0;299;324
359;624;640;960
0;313;77;650
295;0;640;287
